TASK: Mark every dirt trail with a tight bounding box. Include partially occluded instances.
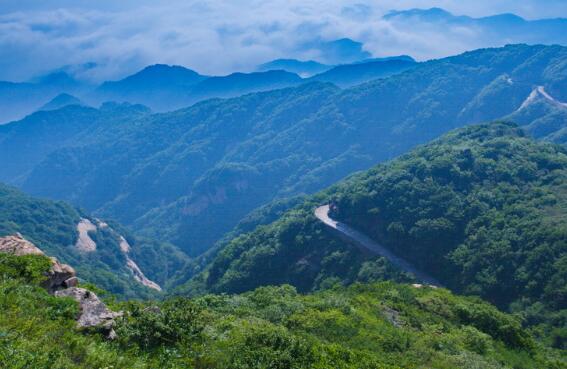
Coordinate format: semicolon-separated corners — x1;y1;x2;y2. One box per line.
315;205;442;286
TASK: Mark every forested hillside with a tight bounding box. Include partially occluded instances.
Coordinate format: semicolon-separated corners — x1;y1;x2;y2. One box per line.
308;58;417;87
1;44;566;259
1;252;561;368
0;183;188;298
195;122;567;348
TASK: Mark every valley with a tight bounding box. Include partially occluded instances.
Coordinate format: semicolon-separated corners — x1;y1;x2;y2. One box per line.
0;3;566;366
2;44;566;261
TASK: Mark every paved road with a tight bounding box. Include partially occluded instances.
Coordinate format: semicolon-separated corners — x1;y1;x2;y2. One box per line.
315;205;442;286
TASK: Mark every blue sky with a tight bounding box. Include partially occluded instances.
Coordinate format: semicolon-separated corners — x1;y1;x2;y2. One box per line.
1;0;566;82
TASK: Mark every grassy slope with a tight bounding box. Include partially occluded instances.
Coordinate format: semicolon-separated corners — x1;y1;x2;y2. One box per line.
1;253;563;368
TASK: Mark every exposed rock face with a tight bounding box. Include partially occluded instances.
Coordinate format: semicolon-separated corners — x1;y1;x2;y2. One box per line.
43;257;76;293
0;233;76;293
0;233;44;256
75;218;97;252
119;236;162;291
55;287;122;339
74;219;161;291
64;276;79;288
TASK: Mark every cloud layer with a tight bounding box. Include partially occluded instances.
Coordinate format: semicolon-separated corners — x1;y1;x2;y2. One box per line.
1;0;566;82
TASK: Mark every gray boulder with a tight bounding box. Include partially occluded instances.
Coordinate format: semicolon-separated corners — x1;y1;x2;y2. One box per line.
55;287;122;338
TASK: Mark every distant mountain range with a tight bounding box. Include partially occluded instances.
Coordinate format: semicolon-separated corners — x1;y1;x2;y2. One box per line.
256;59;332;77
1;8;567;123
307;58;417;87
0;40;416;123
1;44;565;260
384;7;567;46
1;5;566;124
256;55;416;79
0;71;88;123
92;67;305;111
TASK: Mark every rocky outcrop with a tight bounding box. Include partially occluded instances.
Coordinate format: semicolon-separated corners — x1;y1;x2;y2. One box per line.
0;233;121;338
43;257;76;293
0;233;76;293
0;233;44;256
55;287;122;339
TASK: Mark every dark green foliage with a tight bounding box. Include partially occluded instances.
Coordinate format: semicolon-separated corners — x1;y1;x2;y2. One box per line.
0;253;52;284
117;283;563;368
197;122;567;344
331;122;567;313
117;298;205;350
3;45;566;259
0;183;81;256
308;58;417;87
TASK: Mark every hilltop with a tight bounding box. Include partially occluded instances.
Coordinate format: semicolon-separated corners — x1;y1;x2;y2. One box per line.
191;122;567;348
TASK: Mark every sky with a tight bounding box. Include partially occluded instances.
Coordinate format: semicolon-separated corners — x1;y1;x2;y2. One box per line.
1;0;566;82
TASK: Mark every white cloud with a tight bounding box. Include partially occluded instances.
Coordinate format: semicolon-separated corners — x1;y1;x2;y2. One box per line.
0;0;565;82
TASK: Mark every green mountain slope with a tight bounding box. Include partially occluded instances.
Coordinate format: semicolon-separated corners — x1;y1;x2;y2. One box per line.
2;44;567;258
1;252;562;368
194;122;567;347
0;183;189;298
94;66;304;112
308;58;417;87
0;102;150;184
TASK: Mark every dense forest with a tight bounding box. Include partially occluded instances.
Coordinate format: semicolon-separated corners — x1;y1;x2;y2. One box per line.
1;1;567;366
193;122;567;348
0;45;565;260
0;183;188;298
1;252;563;368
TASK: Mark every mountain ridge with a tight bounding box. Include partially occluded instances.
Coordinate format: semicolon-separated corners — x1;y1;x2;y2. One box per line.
185;121;567;348
1;44;566;258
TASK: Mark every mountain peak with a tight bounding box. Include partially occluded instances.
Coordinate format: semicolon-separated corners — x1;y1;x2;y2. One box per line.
105;64;205;88
384;7;455;21
140;63;197;74
39;93;83;111
257;59;331;76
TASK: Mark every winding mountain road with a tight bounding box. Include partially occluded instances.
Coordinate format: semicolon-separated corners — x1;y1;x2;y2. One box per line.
315;205;442;286
518;86;567;111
